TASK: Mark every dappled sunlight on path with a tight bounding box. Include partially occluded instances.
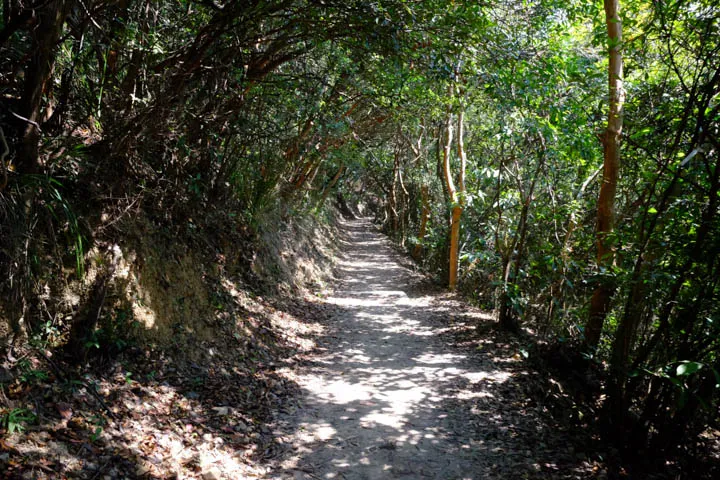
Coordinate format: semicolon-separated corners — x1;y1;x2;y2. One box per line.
267;219;588;479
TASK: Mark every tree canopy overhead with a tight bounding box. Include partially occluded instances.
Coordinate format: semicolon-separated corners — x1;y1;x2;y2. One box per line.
1;0;719;470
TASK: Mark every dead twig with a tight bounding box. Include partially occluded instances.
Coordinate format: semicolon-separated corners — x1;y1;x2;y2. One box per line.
9;111;42;133
35;349;118;421
89;458;113;480
84;380;118;421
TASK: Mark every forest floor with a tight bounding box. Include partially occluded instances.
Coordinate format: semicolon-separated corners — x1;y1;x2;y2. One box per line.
2;218;667;479
264;219;606;480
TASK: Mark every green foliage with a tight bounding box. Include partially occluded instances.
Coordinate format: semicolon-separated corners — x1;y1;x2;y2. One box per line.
88;308;138;355
676;361;703;378
1;408;37;435
19;368;49;385
342;0;720;458
1;0;718;463
14;359;49;385
42;177;86;278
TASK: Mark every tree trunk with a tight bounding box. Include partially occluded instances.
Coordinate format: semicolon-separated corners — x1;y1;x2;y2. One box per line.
16;0;72;174
318;165;345;208
439;84;467;291
584;0;624;350
498;250;518;332
499;203;529;332
118;0;152;113
610;154;720;420
388;152;400;235
439;100;455;279
440;104;457;287
498;153;543;332
396;147;410;245
448;106;467;290
413;185;430;260
448;204;462;288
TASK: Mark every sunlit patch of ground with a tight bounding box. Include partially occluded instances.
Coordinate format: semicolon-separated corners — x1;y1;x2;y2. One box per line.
267;218;605;480
0;282;333;479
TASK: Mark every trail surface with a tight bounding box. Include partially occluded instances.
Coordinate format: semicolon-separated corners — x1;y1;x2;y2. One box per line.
268;219;596;479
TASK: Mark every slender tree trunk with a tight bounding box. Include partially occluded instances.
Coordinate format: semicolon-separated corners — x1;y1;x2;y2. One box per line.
440;99;459;289
318;165;345;207
448;107;467;290
563;167;602;262
584;0;624;350
545;167;601;328
395;146;410;245
285;118;315;165
441;109;454;200
610;155;720;421
413;185;430;260
457;107;467;197
498;150;544;332
17;0;72;173
498;201;529;332
306;157;323;187
390;152;400;235
448;204;461;288
439;81;468;291
118;0;153;113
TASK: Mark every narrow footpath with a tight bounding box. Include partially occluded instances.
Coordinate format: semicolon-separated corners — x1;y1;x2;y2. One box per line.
267;219;598;480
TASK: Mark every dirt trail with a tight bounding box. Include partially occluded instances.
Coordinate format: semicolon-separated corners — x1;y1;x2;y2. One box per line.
267;219;596;480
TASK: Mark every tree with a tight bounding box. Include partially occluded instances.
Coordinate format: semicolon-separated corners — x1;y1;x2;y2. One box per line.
440;82;467;290
2;0;719;463
584;0;625;350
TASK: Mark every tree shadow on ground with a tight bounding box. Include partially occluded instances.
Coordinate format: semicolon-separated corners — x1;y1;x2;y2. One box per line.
0;278;330;479
264;219;604;480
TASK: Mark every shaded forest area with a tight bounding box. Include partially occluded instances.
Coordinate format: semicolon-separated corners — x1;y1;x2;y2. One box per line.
0;0;719;478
